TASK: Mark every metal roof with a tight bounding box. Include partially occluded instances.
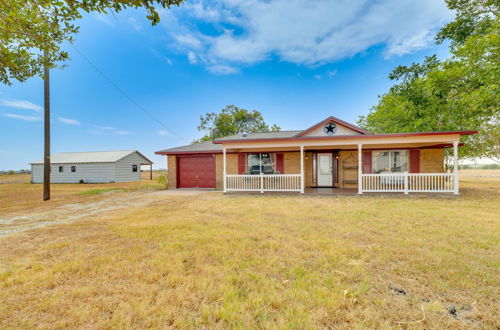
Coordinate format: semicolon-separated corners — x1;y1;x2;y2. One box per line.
31;150;153;164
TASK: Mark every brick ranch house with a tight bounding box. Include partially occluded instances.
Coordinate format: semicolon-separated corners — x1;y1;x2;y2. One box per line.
156;116;476;195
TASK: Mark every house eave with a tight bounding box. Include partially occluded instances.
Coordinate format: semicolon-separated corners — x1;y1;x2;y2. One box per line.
213;130;477;144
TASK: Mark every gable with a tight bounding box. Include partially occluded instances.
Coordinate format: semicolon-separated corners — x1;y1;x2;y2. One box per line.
301;121;363;137
296;116;369;138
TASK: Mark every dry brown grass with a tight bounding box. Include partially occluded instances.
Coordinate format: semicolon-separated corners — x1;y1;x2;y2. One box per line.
0;172;164;217
0;174;499;328
460;169;500;179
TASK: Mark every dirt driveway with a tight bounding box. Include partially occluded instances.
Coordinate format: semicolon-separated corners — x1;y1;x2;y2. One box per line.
0;189;211;238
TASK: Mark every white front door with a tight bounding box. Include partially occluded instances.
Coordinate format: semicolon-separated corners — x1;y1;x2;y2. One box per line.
318;153;332;186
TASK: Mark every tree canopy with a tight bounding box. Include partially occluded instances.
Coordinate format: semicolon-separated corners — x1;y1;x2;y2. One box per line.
358;0;499;162
0;0;184;85
195;105;280;142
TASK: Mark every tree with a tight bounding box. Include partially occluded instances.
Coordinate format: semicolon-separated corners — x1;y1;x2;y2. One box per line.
358;0;499;162
0;0;185;85
196;105;280;142
1;0;185;200
435;0;498;48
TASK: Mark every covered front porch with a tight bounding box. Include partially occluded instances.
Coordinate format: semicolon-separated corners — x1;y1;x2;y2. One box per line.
221;136;461;195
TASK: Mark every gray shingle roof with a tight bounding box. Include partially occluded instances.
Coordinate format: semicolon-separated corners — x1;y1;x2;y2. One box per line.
155;141;222;154
214;130;302;141
31;150;152;164
155;132;303;154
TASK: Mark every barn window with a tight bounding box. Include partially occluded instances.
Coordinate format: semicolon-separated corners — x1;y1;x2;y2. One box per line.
58;166;64;173
71;166;76;172
132;165;138;172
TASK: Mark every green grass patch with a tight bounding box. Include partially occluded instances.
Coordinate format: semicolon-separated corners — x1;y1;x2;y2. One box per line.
77;188;124;195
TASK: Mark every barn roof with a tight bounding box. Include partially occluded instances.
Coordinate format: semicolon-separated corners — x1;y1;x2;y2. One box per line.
31;150;153;164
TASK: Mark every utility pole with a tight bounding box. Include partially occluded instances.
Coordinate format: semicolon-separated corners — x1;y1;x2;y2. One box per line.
43;58;50;201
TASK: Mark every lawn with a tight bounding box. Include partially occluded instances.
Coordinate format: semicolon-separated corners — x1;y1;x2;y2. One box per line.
0;172;164;217
0;172;499;328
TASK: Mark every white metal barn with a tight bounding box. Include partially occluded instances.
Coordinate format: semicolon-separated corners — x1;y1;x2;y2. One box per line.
30;150;153;183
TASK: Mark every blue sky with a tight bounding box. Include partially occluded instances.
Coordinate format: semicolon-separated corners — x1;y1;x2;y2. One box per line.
0;0;454;170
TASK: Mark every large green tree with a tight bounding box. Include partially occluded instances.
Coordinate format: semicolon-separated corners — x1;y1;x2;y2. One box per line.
358;0;499;162
196;105;280;142
0;0;184;85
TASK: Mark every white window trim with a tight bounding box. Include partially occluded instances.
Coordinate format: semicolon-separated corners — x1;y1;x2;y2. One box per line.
247;152;276;174
372;150;409;173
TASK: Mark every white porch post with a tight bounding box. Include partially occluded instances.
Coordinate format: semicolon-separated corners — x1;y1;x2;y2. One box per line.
453;140;459;195
358;144;362;195
223;147;227;193
300;146;304;194
404;171;409;195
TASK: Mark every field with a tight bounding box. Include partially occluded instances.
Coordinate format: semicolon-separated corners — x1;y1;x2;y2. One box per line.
0;171;499;328
0;171;163;217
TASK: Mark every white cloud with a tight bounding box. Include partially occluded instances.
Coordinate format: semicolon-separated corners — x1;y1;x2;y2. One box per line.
89;129;103;135
3;113;41;122
94;13;115;27
115;130;131;135
158;130;170;136
128;17;142;31
385;30;434;57
58;117;81;125
314;74;322;80
174;34;203;49
207;64;239;75
187;2;222;22
327;70;338;78
1;99;42;112
187;51;198;64
89;125;131;136
165;0;452;73
93;125;115;130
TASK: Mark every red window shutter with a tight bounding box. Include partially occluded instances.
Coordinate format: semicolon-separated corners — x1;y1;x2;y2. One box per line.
410;150;420;173
238;153;246;174
362;151;372;174
276;153;284;174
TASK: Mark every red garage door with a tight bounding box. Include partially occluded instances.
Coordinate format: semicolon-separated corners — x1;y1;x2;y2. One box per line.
177;155;216;188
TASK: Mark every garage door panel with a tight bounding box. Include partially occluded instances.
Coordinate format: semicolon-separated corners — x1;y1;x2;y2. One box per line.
177;155;216;188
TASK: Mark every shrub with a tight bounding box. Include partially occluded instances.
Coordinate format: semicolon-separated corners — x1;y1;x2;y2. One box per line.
157;173;168;189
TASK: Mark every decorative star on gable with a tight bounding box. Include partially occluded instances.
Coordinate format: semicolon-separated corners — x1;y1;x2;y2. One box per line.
323;122;337;136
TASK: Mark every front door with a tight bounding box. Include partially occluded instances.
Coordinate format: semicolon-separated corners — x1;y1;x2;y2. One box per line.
318;153;332;186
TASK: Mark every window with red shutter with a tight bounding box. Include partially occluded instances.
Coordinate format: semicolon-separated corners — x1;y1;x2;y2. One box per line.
410;150;420;173
238;153;246;174
362;151;372;173
276;153;284;174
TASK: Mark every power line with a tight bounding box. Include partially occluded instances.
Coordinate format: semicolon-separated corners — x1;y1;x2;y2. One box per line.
70;43;189;143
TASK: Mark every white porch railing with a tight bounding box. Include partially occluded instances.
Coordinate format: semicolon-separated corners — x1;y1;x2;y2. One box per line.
361;172;455;194
226;174;301;192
